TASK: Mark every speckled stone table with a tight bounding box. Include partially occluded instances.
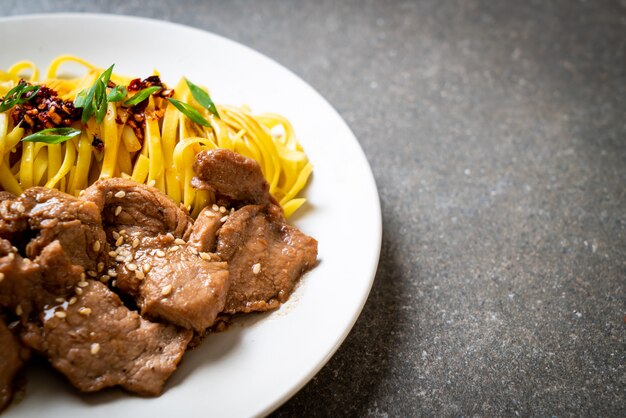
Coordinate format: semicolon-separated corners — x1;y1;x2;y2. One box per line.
3;1;625;416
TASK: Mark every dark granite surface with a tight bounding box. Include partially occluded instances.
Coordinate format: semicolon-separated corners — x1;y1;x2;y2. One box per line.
3;0;625;416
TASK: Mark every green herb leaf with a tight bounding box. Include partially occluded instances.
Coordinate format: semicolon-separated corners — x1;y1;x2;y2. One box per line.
0;83;41;113
74;89;88;108
94;80;108;123
167;98;210;127
185;78;220;119
21;127;81;144
107;85;127;102
124;86;162;106
74;64;115;124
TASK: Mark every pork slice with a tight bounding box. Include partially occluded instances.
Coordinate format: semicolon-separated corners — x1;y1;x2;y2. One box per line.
83;179;228;332
0;192;27;242
0;238;85;320
17;187;106;273
188;206;223;252
192;149;272;206
0;319;28;412
21;281;192;396
111;235;229;333
217;204;317;313
82;178;192;239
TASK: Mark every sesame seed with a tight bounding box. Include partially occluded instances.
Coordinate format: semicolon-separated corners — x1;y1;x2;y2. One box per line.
219;206;227;213
156;250;166;258
114;191;126;198
23;258;32;265
0;272;5;283
174;238;186;245
54;311;67;319
92;241;101;252
11;246;17;252
220;216;228;222
108;251;117;257
252;263;261;274
132;238;140;248
87;270;97;278
112;231;120;240
135;269;145;280
80;272;86;280
115;236;124;247
127;263;137;272
161;285;172;296
124;255;133;263
90;343;100;355
119;229;127;236
199;252;211;261
7;253;15;261
97;262;104;272
189;247;198;255
78;307;92;316
142;263;152;273
212;204;219;211
79;190;85;196
147;179;156;187
15;202;25;213
230;208;235;214
68;297;77;305
169;245;180;252
114;206;122;216
108;269;118;277
15;305;23;316
78;281;89;288
166;232;174;240
115;255;126;262
75;287;83;295
55;297;64;303
100;275;110;283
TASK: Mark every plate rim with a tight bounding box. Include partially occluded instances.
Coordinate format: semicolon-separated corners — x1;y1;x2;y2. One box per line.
0;12;383;417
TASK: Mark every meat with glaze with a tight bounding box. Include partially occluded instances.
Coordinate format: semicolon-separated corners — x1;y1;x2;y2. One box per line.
21;281;192;396
192;148;273;206
0;319;28;411
83;178;229;332
191;148;318;314
216;204;317;313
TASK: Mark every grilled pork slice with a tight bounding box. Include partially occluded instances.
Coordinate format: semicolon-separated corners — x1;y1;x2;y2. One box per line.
0;238;84;320
83;179;229;332
0;187;106;274
109;234;229;333
216;204;317;313
21;281;192;396
82;177;192;239
0;319;28;412
192;148;273;207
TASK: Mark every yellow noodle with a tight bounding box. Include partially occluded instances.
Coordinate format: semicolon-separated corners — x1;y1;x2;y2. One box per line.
100;102;119;178
45;141;76;189
0;56;313;217
8;61;39;82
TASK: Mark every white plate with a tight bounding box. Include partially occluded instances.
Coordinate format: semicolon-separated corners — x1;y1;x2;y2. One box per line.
0;14;381;418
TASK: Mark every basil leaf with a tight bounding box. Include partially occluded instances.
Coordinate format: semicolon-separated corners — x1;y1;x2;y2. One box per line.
167;98;210;127
124;86;161;106
0;83;41;113
107;85;127;102
185;78;220;119
22;127;81;144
